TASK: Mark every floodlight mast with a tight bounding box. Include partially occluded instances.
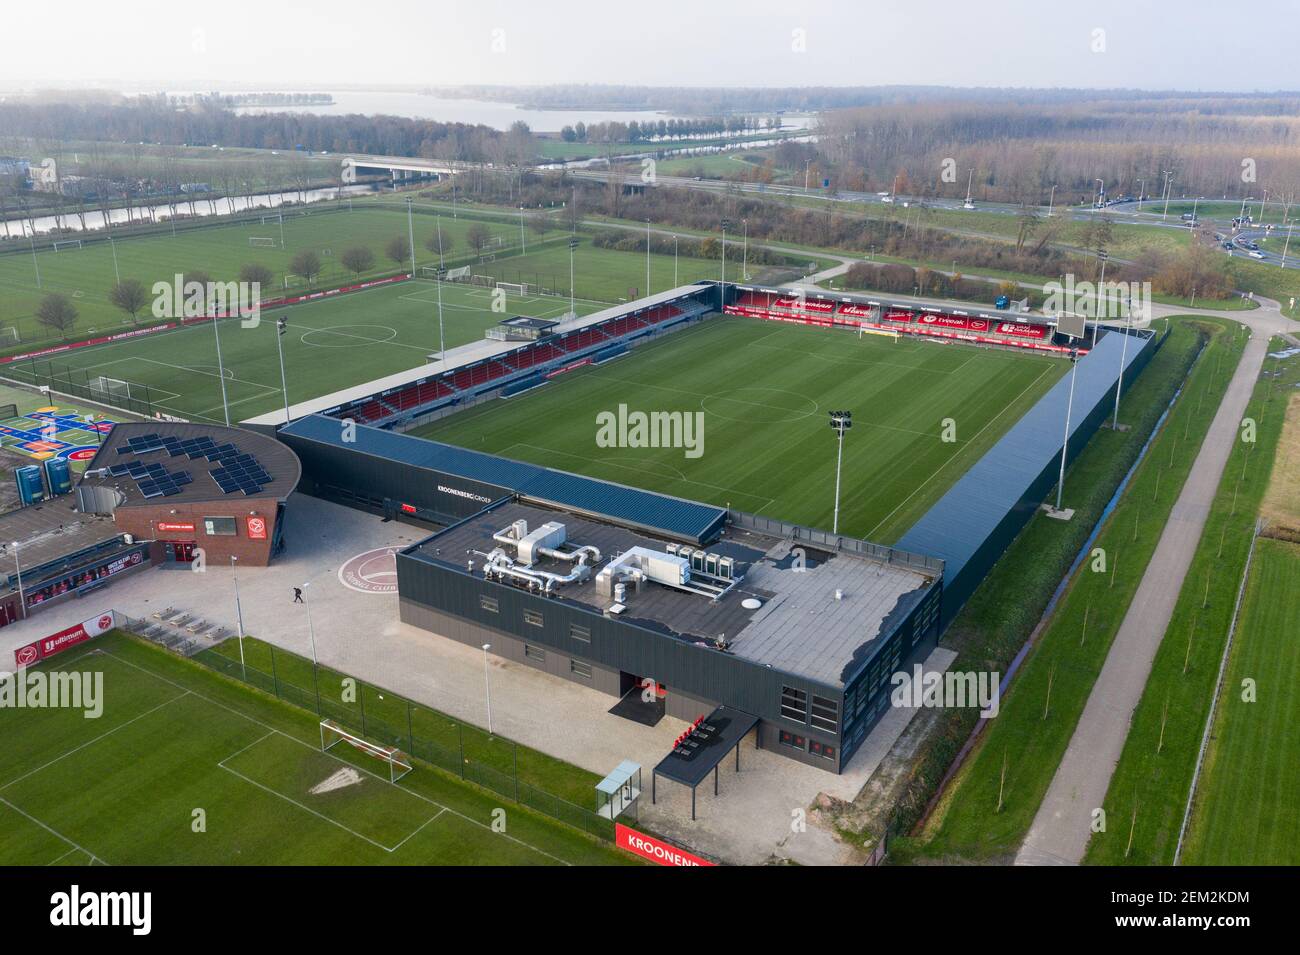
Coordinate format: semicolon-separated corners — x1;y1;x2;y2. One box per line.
1055;348;1081;513
829;411;852;534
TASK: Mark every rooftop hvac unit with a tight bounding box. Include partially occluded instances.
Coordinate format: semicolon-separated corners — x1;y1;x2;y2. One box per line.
718;556;734;580
665;542;681;556
690;550;705;572
705;553;720;576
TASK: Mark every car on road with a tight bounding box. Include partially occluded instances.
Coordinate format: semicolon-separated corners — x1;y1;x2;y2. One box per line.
1250;250;1266;259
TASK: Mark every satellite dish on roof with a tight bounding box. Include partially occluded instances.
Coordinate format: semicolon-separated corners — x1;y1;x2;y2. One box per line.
742;598;762;610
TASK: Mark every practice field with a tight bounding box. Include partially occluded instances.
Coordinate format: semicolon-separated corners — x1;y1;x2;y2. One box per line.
1181;538;1300;866
0;634;631;866
0;280;602;424
413;317;1067;543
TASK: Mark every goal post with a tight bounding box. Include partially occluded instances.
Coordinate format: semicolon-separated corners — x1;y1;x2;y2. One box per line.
51;239;83;252
495;280;530;296
320;719;413;783
249;237;277;247
89;376;134;398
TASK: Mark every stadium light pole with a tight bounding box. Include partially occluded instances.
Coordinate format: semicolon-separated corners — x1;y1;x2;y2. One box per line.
436;265;446;364
742;219;748;281
405;197;416;277
436;215;445;270
673;235;678;287
481;643;494;735
211;305;231;427
276;315;290;424
1055;348;1081;513
1137;179;1144;211
568;237;579;320
108;235;120;284
27;232;40;289
829;412;852;534
231;555;246;680
278;209;285;249
720;218;731;311
519;205;526;254
303;581;318;665
645;219;651;296
1112;311;1132;429
12;540;25;620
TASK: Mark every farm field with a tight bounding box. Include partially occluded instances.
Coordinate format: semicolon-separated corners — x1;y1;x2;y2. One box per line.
0;632;630;866
1;279;602;423
412;316;1066;543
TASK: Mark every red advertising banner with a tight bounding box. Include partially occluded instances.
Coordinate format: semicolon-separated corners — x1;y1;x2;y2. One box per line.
838;303;876;318
13;611;116;667
917;313;972;330
774;297;835;312
246;515;268;540
615;824;715;866
155;521;195;533
996;321;1048;339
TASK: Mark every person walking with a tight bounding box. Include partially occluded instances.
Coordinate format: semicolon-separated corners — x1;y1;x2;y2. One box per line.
293;586;303;604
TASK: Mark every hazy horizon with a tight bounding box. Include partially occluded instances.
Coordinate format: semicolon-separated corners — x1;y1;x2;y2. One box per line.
5;0;1299;95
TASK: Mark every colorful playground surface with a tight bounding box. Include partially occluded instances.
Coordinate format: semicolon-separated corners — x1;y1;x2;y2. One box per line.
0;406;118;464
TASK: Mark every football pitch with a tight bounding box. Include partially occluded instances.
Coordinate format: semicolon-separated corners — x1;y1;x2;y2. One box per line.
1181;538;1300;865
1;280;601;424
413;317;1067;543
0;633;631;866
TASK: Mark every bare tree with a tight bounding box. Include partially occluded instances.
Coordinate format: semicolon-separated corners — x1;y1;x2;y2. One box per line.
36;292;78;339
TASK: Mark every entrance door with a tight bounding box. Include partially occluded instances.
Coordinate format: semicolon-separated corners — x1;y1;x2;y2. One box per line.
167;540;197;564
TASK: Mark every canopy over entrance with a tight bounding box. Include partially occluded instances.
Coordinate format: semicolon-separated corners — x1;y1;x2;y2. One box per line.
652;707;759;821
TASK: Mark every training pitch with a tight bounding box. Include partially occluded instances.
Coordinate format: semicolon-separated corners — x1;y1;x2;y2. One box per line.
1;280;601;424
0;633;630;866
413;317;1067;543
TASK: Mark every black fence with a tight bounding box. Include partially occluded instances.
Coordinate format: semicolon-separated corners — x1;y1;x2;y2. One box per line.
7;357;158;417
174;638;612;840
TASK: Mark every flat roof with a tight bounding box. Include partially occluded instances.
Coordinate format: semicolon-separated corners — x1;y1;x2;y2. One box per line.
0;498;123;589
499;316;558;330
411;500;935;688
79;422;301;509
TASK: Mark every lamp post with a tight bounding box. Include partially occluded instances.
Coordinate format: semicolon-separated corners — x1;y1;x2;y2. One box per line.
231;555;246;679
276;315;290;424
436;262;445;364
302;581;318;665
1137;179;1144;212
1055;348;1081;513
1047;183;1056;218
12;540;24;621
519;205;526;254
436;215;444;270
211;304;231;427
720;218;731;310
645;219;651;296
481;643;494;735
1113;310;1132;429
1162;171;1174;221
568;237;579;319
404;197;416;277
673;234;678;287
109;235;120;284
829;411;852;534
742;219;748;281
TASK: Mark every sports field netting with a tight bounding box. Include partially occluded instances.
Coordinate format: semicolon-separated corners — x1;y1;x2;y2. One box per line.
413;317;1068;543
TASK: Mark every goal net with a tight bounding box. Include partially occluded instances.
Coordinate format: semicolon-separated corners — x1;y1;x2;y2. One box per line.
0;326;19;346
90;376;134;398
320;719;413;783
249;237;277;247
445;265;471;281
52;239;83;252
496;280;530;296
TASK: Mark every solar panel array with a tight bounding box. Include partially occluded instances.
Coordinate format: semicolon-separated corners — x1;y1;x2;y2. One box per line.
112;432;273;497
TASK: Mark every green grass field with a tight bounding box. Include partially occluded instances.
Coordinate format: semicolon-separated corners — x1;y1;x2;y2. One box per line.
0;633;631;866
1;281;600;423
1181;538;1300;865
412;316;1066;543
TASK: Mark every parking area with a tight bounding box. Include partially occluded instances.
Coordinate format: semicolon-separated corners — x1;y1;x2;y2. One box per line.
0;492;954;865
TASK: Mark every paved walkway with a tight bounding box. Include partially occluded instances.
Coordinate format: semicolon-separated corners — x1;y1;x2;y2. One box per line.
1017;301;1296;865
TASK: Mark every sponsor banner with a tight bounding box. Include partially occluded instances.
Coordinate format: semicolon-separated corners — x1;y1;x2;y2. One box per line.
0;323;177;365
774;297;835;312
13;611;116;666
615;824;715;866
246;515;268;540
838;303;876;318
155;521;195;533
105;551;144;576
996;321;1048;339
917;313;973;330
545;358;592;379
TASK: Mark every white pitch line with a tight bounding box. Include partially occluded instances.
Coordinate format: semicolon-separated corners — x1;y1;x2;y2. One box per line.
0;795;108;866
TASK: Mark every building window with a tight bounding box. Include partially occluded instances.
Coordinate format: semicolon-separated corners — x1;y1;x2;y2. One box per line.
523;609;544;628
479;595;499;613
570;659;592;678
569;623;591;643
811;695;839;733
524;644;545;662
780;685;807;722
203;516;237;536
778;729;806;750
809;740;836;760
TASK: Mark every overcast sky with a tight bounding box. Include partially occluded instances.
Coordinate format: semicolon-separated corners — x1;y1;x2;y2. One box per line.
5;0;1299;93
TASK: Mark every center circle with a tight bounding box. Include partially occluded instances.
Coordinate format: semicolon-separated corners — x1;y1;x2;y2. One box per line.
300;324;399;348
700;387;818;424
